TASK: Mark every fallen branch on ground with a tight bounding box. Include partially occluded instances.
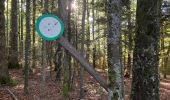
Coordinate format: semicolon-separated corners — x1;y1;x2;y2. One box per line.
6;88;18;100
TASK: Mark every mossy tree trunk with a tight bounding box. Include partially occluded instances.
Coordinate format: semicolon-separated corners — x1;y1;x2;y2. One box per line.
0;0;9;84
131;0;162;100
9;0;19;69
107;0;124;99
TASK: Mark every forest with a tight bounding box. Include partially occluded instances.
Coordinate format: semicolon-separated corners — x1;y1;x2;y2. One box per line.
0;0;170;100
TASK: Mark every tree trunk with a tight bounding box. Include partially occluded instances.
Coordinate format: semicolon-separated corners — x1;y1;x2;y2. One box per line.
86;0;90;61
107;0;124;99
126;0;133;78
18;0;21;61
6;0;9;53
24;0;31;94
32;0;36;68
131;0;161;99
58;0;70;98
20;0;24;64
39;0;48;99
80;0;86;98
9;0;19;69
92;0;96;68
0;0;9;84
164;44;170;79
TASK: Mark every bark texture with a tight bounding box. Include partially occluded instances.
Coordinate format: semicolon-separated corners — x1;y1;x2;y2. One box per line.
131;0;162;100
107;0;124;99
24;0;31;94
9;0;19;68
58;0;70;98
0;0;9;83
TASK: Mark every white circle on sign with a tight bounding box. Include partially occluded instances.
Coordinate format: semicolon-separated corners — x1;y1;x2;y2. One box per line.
39;17;61;38
36;14;64;41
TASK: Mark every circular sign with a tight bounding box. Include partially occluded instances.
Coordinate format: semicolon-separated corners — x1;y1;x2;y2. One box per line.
36;14;64;41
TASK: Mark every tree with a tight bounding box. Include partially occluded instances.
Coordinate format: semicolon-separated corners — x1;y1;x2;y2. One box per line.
24;0;31;94
32;0;36;68
86;0;90;61
8;0;19;68
131;0;162;99
39;0;48;98
80;0;86;98
92;0;96;68
126;0;133;78
20;0;24;62
57;0;70;98
6;0;9;50
0;0;9;84
107;0;124;99
54;0;64;81
67;0;72;90
164;43;170;78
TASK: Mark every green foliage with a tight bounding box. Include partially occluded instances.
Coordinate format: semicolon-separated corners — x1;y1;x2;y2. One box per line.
63;83;69;97
108;70;116;89
0;77;17;86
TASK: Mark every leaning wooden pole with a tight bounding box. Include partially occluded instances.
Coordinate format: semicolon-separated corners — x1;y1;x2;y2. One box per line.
58;37;108;91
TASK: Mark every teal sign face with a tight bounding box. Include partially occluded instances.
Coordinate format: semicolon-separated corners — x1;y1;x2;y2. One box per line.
36;14;64;41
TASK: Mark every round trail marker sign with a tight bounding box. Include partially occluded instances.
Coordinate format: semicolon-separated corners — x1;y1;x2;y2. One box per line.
36;14;64;41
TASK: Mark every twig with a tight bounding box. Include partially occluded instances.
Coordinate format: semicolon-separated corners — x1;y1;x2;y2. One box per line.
6;89;18;100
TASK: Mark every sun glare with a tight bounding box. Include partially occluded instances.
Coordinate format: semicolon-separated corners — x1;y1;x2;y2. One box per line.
71;1;77;10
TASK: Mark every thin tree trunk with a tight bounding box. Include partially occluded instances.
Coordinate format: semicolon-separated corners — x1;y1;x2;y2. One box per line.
32;0;36;68
92;0;96;68
24;0;31;94
54;0;63;81
18;0;21;61
6;0;9;53
67;0;72;90
125;0;133;78
0;0;9;84
80;0;86;98
20;0;24;63
39;0;48;99
86;0;90;61
164;43;170;79
97;9;101;67
9;0;19;69
58;0;70;98
124;28;127;73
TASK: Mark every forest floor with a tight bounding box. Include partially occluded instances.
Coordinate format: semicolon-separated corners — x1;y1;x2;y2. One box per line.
0;67;170;100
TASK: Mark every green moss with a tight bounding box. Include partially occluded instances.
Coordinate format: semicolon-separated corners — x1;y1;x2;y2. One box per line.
63;83;69;97
0;77;17;86
108;70;116;86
